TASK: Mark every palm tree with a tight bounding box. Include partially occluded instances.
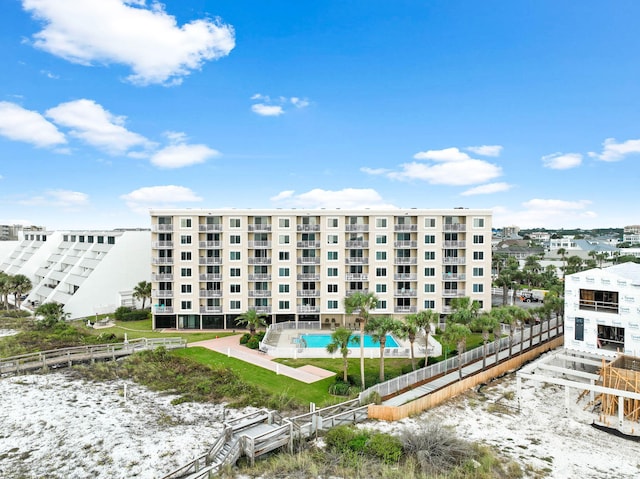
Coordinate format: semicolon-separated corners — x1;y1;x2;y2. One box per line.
344;291;379;389
494;256;522;305
399;316;419;371
10;274;32;309
236;308;267;335
502;307;522;356
35;302;69;328
0;272;11;310
449;296;480;325
326;327;355;383
133;280;152;309
410;309;439;367
507;306;531;353
557;247;567;278
490;306;510;361
443;322;471;379
544;292;564;337
472;312;499;369
365;315;402;382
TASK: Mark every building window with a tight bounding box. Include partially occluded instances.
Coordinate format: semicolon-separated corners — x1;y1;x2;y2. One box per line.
230;251;241;261
473;218;485;228
473;235;484;244
181;301;192;310
279;284;289;293
424;283;435;293
230;284;241;293
279;218;290;228
180;268;192;277
230;235;241;244
79;236;85;243
87;236;94;243
376;284;387;293
96;236;103;244
424;235;436;244
424;267;435;277
376;218;387;228
230;268;241;277
327;251;338;260
279;235;290;245
473;251;484;260
327;235;338;244
180;218;192;228
180;235;192;244
375;235;387;244
376;251;387;261
279;300;290;309
230;218;240;228
377;300;387;309
424;251;435;260
279;267;290;277
230;300;241;310
327;268;338;277
376;267;387;277
328;218;338;228
473;267;484;277
279;251;290;261
424;300;435;309
473;284;484;293
424;218;436;228
328;300;339;309
575;317;584;341
327;284;338;293
181;284;192;293
181;251;192;261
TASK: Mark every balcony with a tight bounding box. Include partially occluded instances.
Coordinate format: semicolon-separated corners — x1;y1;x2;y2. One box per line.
345;257;368;264
153;273;174;281
394;306;417;313
579;300;619;314
200;306;222;313
199;273;222;281
345;224;369;232
199;257;222;265
249;290;272;297
200;290;222;298
443;290;466;298
394;241;417;248
297;273;320;280
297;305;320;313
248;241;272;248
346;273;368;280
199;241;221;248
345;240;368;248
297;224;320;231
249;274;272;281
248;257;272;265
394;224;417;231
248;224;272;232
444;240;466;248
394;290;417;297
442;273;466;280
297;290;320;297
444;224;466;232
152;290;173;298
346;289;369;296
152;224;173;232
255;306;272;313
394;273;417;280
297;257;320;264
443;257;466;265
199;224;222;232
152;257;174;265
394;257;417;265
297;240;320;248
154;306;174;314
152;241;174;249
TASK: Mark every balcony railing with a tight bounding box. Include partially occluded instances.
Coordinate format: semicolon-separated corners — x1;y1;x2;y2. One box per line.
200;306;222;313
199;241;221;248
255;306;272;313
200;290;223;298
249;291;271;297
297;240;320;248
296;224;320;231
297;305;320;313
152;224;173;232
394;306;417;313
154;306;174;314
345;225;369;231
444;224;466;232
443;290;466;298
443;257;466;264
152;257;174;265
443;240;466;248
248;241;272;248
297;274;320;280
297;257;320;264
394;257;417;265
393;241;417;248
249;274;272;281
152;241;174;249
394;273;417;280
152;273;173;281
346;289;369;296
199;273;222;281
199;224;223;232
345;240;369;248
394;224;417;231
442;273;466;280
346;273;368;280
248;257;271;265
199;257;222;265
345;257;368;264
297;290;320;297
394;290;417;297
579;300;619;314
153;290;173;298
248;224;272;231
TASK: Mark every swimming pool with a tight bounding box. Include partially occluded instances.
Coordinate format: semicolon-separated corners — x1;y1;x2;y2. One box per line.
299;333;399;349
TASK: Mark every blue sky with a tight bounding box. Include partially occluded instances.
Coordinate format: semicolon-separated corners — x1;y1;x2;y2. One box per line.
1;0;639;231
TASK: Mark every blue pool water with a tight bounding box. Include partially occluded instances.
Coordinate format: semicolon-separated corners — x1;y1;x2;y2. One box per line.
300;333;399;349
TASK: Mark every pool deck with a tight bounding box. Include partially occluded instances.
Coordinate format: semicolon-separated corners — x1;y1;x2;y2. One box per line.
189;334;336;384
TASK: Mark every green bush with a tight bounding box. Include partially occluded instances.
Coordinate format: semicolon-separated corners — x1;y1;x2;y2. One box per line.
246;336;260;349
365;432;403;464
325;425;358;453
328;381;352;396
114;306;133;321
239;333;252;344
121;310;149;322
254;331;266;341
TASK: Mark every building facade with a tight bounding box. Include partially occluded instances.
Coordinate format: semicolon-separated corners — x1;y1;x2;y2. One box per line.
150;209;493;330
564;263;640;358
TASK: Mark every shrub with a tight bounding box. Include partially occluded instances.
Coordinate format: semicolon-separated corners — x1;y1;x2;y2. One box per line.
114;306;133;321
365;432;403;464
239;333;252;345
325;425;358;453
328;381;352;396
121;310;149;322
254;331;266;341
246;336;260;349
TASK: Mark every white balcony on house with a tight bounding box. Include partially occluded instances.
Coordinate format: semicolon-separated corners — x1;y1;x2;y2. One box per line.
152;241;174;249
297;290;320;297
394;257;417;265
442;273;465;280
248;241;272;248
442;290;466;298
345;224;369;231
249;274;272;281
154;306;174;314
297;240;321;248
200;306;223;313
297;224;320;231
345;240;369;248
200;290;222;297
152;224;174;232
153;257;174;265
443;257;466;264
199;224;223;232
199;273;222;281
394;306;417;313
443;240;466;248
199;257;222;265
345;257;368;264
248;224;272;232
394;241;417;248
297;305;320;313
394;224;417;231
346;273;368;280
255;306;272;313
199;241;221;248
153;273;174;281
394;273;417;280
394;290;417;297
297;257;320;264
249;290;271;297
444;224;466;232
297;273;320;280
346;289;369;296
153;290;174;298
248;257;272;265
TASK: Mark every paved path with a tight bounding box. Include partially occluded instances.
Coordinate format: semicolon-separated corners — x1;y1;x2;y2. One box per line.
190;335;335;384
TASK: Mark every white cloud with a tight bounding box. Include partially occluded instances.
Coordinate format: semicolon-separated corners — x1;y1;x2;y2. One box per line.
290;97;310;108
46;99;151;154
150;143;220;169
460;182;512;196
163;131;188;144
590;137;640;162
270;188;396;209
413;147;470;162
23;0;235;85
360;167;391;175
121;185;202;213
0;101;66;147
492;198;596;229
40;69;59;79
466;145;503;157
389;159;502;186
251;104;284;117
542;152;583;170
19;189;89;207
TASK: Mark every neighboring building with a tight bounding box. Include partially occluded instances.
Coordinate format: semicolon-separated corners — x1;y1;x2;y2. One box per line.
501;225;521;238
529;231;551;243
0;229;150;319
623;225;640;245
149;209;493;330
549;236;579;251
493;239;544;261
0;224;45;241
564;263;640;358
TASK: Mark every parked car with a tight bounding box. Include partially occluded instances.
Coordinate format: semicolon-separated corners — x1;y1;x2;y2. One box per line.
520;292;541;303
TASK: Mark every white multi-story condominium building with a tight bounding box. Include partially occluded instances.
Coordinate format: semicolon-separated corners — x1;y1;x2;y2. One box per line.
564;263;640;358
149;208;493;330
0;229;150;319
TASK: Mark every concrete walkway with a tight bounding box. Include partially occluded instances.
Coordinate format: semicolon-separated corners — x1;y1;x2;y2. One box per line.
190;335;335;384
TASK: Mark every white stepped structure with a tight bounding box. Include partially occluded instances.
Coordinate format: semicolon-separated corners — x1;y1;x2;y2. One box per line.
0;229;151;319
